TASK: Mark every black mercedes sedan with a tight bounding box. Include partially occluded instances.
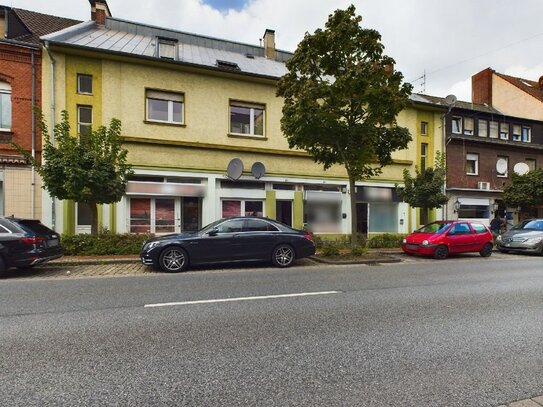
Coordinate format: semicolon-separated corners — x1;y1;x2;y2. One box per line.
140;217;316;272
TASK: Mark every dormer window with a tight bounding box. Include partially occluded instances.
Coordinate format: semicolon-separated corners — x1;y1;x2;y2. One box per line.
216;60;240;71
158;38;177;60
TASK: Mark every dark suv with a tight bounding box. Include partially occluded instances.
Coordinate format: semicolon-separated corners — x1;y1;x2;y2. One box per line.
0;217;63;276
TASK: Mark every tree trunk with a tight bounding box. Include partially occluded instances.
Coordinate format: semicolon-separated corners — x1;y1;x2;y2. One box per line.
348;173;358;247
90;202;99;236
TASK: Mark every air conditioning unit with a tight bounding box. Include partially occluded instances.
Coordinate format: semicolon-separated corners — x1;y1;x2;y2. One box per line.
477;181;490;190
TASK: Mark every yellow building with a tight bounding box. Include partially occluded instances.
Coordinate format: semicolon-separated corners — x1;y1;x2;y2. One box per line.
40;1;444;236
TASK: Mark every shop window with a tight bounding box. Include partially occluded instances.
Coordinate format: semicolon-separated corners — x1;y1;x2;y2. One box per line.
303;200;341;233
369;203;398;233
77;203;93;228
222;200;263;217
130;198;151;233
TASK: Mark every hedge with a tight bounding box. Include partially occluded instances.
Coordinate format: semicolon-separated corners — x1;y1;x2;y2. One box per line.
61;231;154;256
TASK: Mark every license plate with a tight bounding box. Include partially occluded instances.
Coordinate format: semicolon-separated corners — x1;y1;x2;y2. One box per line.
406;244;419;250
46;238;59;247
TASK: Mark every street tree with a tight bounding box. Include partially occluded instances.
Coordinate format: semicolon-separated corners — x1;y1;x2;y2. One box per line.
276;5;412;245
396;151;448;226
502;168;543;209
13;110;133;235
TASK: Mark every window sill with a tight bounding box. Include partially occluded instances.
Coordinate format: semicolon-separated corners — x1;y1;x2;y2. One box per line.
144;120;186;127
228;133;267;141
466;173;478;176
77;92;93;96
0;128;13;133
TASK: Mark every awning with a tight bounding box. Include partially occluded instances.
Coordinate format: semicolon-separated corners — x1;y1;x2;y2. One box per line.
126;181;206;197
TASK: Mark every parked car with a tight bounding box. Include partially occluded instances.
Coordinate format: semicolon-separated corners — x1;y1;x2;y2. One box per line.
401;220;493;259
140;217;316;272
496;218;543;255
0;216;63;276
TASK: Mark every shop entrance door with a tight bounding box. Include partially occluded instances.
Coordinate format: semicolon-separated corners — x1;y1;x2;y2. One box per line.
276;200;292;226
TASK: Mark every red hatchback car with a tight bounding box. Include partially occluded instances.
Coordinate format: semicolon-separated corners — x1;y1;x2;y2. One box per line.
401;221;494;259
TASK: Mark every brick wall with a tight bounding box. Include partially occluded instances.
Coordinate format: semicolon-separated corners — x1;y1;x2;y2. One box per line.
472;68;493;105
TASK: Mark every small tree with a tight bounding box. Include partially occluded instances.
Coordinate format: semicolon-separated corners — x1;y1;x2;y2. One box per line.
276;5;412;245
397;151;448;226
13;110;133;235
503;168;543;209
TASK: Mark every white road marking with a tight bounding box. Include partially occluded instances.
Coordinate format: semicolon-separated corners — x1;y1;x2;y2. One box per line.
144;290;341;308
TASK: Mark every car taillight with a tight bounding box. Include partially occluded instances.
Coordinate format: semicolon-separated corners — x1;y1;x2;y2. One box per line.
20;236;45;245
303;232;314;242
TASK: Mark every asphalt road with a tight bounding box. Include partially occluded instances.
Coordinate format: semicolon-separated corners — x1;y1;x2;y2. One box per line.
1;255;542;406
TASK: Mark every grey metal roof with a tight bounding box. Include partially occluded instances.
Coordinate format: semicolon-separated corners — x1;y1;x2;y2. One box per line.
413;93;503;115
42;17;291;79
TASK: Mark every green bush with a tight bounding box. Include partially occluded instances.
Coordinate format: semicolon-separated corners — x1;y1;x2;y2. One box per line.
61;230;154;256
321;240;341;256
367;233;406;248
350;245;367;256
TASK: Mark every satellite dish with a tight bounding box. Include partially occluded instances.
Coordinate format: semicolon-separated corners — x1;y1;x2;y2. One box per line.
538;76;543;88
251;162;266;179
226;158;243;180
496;158;508;175
513;162;530;175
445;94;457;106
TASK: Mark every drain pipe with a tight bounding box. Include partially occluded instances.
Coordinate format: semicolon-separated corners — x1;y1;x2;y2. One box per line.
44;41;56;231
31;48;36;218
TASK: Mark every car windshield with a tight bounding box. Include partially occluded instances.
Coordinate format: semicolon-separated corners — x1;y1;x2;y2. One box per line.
416;222;452;234
513;219;543;231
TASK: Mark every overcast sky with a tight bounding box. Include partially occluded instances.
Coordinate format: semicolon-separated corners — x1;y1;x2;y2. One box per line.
7;0;543;101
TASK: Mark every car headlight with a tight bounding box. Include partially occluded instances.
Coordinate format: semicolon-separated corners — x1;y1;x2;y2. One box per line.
145;241;160;250
402;238;407;244
421;240;429;246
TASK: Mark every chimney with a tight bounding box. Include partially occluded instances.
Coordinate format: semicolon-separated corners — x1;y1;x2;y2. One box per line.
472;67;494;105
89;0;111;25
263;29;276;60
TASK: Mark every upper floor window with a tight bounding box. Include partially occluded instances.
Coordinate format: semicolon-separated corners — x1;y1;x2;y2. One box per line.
526;159;536;171
77;105;92;137
499;123;509;140
466;153;479;175
420;121;428;136
478;119;487;137
158;38;177;60
451;116;462;134
496;156;508;178
512;125;521;141
420;143;428;172
230;101;265;137
77;74;93;94
463;117;474;135
489;120;498;139
146;90;184;125
0;81;11;130
521;126;531;143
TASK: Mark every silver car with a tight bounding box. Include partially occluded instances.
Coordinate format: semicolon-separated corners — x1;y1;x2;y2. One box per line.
496;219;543;255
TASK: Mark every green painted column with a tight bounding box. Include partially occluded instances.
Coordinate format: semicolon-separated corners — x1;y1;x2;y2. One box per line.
63;200;76;235
265;190;276;219
293;191;304;229
109;203;117;233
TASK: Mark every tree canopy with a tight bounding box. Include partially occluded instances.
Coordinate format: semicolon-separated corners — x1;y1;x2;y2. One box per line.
397;151;448;225
14;110;133;235
503;168;543;208
276;5;412;244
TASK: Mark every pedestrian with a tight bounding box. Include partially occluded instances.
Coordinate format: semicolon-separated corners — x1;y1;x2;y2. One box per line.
490;213;503;238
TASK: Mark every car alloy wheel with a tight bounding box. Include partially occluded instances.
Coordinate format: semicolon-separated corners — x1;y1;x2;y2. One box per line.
433;245;448;260
479;243;493;257
272;244;294;268
159;247;188;272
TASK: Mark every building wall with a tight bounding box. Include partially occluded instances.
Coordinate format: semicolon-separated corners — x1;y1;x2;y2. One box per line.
492;75;543;121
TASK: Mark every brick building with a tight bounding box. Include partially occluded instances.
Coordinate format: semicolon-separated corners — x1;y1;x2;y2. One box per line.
0;6;79;217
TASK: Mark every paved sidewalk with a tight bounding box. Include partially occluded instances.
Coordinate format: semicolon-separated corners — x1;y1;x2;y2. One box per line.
499;395;543;407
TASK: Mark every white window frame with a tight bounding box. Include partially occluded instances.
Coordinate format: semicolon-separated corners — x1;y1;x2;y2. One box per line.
229;101;265;137
521;126;531;143
157;38;177;60
451;117;462;134
463;117;474;135
478;119;487;138
145;90;184;125
77;74;93;95
499;122;509;140
489;120;499;139
129;197;181;234
512;125;521;141
420;143;428;171
496;156;509;178
77;105;92;136
466;153;479;176
0;81;11;131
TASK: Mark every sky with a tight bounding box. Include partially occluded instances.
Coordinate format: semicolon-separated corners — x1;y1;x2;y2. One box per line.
6;0;543;102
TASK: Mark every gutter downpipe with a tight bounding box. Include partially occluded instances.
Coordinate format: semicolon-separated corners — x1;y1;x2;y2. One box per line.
44;41;56;231
31;48;36;218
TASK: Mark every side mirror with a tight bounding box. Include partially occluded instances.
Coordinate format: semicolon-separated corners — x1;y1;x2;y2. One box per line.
207;228;219;236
